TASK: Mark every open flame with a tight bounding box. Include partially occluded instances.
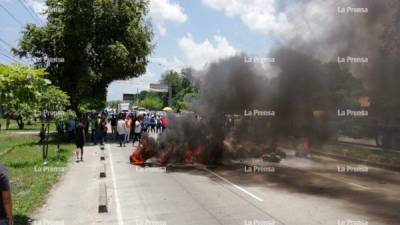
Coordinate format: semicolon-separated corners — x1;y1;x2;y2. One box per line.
184;145;204;164
130;137;154;166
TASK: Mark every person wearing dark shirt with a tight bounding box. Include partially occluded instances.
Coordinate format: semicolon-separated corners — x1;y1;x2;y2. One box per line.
39;124;46;144
110;115;117;140
0;165;12;225
75;121;86;162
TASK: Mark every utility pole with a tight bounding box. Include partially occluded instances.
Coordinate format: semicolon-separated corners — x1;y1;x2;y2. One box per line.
168;85;172;107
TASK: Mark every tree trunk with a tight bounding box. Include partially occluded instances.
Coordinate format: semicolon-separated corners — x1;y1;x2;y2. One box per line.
16;116;24;129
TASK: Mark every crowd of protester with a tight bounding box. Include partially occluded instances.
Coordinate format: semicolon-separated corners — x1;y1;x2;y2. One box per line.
55;111;168;146
39;110;168;163
115;112;167;147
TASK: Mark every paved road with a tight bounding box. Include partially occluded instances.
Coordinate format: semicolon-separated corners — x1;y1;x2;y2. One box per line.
33;136;400;225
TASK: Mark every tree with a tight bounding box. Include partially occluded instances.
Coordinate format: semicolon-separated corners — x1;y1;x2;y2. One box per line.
160;69;198;111
138;90;149;101
54;110;77;124
106;100;122;109
39;86;70;112
371;3;400;118
0;64;70;129
139;94;163;110
0;64;47;128
14;0;153;111
161;70;182;90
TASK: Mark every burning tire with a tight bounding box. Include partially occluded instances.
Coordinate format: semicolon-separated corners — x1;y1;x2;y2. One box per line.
262;153;281;163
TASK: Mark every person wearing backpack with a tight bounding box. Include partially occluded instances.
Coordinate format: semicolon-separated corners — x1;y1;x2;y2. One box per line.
156;116;162;133
149;115;156;133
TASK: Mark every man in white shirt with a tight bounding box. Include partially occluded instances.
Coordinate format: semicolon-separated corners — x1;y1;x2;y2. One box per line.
117;116;127;147
134;118;142;145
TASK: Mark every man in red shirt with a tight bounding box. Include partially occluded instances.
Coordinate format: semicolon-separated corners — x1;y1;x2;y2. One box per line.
161;115;168;132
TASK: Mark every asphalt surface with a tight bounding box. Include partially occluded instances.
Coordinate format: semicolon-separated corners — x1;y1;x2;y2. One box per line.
33;134;400;225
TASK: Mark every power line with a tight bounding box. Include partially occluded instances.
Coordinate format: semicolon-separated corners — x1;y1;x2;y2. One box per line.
17;0;43;26
0;38;32;65
0;46;19;61
0;54;15;64
0;50;26;64
0;41;29;63
0;38;14;49
0;3;24;26
0;51;21;64
23;0;45;26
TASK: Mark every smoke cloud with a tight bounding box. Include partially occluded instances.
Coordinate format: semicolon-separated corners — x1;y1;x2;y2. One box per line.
157;0;400;163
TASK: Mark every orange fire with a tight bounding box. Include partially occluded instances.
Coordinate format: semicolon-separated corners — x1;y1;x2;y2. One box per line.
184;145;204;163
158;143;179;165
130;138;153;165
130;147;145;165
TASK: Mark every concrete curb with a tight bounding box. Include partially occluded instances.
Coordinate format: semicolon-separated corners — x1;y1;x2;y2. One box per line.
99;163;106;178
98;182;108;213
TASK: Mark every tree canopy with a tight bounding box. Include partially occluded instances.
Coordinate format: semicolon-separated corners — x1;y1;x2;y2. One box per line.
161;69;197;112
139;92;163;110
14;0;153;111
0;64;70;128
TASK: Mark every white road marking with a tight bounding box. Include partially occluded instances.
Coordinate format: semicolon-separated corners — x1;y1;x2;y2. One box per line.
107;144;125;225
203;167;264;202
310;172;370;190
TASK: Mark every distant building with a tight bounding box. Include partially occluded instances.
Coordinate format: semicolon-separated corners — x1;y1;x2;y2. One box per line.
123;93;137;102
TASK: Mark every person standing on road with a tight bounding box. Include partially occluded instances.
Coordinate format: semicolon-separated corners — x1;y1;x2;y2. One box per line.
0;165;12;225
161;115;168;132
75;120;86;162
134;117;142;144
156;116;162;134
149;115;156;133
66;119;75;142
111;115;117;140
117;116;127;147
129;114;135;140
89;114;96;144
102;115;108;143
96;115;105;145
125;115;132;143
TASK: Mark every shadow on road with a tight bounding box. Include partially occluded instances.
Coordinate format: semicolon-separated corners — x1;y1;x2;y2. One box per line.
165;162;400;225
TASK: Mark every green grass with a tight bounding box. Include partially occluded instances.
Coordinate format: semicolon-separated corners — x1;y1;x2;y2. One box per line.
0;133;74;225
0;119;56;132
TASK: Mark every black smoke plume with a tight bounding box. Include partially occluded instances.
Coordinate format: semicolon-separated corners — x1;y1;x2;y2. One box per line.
158;0;400;163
